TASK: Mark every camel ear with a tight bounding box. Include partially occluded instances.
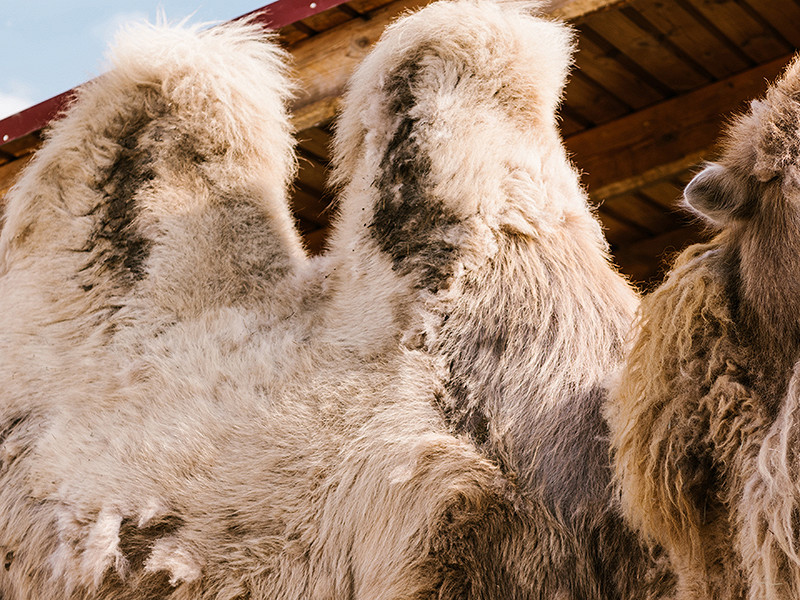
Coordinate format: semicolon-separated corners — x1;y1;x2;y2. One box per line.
683;163;752;226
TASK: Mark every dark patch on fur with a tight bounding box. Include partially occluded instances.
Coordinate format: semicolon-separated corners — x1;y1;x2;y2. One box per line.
721;247;745;333
429;485;675;600
423;229;677;597
677;438;721;524
223;509;252;538
118;514;185;571
434;241;566;476
81;123;155;291
721;246;794;417
98;569;175;600
522;386;612;521
426;484;623;600
0;414;28;447
136;572;176;600
428;484;522;599
12;224;34;248
439;321;512;452
346;557;356;600
211;195;294;295
370;58;463;293
368;42;531;291
0;414;30;471
4;550;13;571
522;384;676;600
98;510;181;598
463;409;489;447
589;513;677;600
438;370;491;448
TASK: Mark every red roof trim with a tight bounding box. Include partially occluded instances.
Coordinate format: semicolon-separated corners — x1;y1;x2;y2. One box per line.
239;0;352;27
0;0;350;149
0;91;74;147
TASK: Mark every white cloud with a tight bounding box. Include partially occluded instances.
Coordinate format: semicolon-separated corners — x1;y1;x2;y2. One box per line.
0;90;34;120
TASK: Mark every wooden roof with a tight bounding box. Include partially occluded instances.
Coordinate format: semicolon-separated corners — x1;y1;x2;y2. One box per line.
1;0;798;288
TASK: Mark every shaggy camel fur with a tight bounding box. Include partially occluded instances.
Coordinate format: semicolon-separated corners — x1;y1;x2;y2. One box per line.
608;55;800;600
0;2;671;598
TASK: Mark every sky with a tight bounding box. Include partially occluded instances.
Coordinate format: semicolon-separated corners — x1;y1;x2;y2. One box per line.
0;1;273;120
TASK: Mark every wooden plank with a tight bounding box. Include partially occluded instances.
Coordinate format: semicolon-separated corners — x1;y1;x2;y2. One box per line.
279;24;311;46
0;155;32;198
290;186;333;226
582;9;711;93
558;113;586;137
346;0;399;14
296;153;330;194
566;55;792;198
301;225;330;255
685;0;791;63
296;127;333;164
547;0;630;20
290;0;428;114
1;134;41;158
746;0;800;49
614;223;708;285
300;6;354;34
292;97;339;132
673;169;697;187
573;33;664;109
287;0;636;127
562;72;631;126
632;0;751;79
637;179;687;211
602;192;683;235
596;211;649;247
587;150;709;201
295;215;325;235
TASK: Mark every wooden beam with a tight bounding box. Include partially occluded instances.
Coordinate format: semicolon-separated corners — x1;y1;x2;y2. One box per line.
301;226;330;255
613;224;708;285
288;0;635;129
547;0;629;21
290;0;428;118
292;96;340;131
566;55;793;200
589;150;707;201
0;154;33;198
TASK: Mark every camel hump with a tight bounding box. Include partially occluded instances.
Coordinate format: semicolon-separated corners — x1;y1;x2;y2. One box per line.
0;19;304;336
324;0;579;293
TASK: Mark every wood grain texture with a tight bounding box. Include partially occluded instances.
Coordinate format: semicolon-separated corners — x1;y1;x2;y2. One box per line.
0;154;33;198
567;55;793;198
288;0;636;124
290;0;427;114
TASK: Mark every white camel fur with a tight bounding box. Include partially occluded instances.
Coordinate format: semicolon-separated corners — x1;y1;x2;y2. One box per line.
0;1;672;598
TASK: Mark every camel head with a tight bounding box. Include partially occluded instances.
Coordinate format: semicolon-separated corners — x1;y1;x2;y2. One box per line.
683;55;800;359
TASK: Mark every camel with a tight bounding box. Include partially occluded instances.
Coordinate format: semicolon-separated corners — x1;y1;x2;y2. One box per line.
608;53;800;600
0;2;671;598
